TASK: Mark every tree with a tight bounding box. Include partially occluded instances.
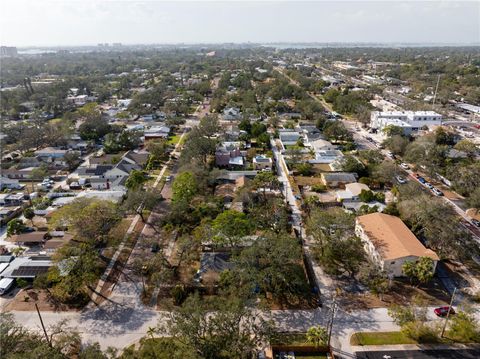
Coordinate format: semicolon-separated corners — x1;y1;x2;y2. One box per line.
146;139;169;163
7;219;25;237
373;160;398;185
467;187;480;210
382;125;405;137
454;139;477;158
63;152;81;171
77;104;110;141
321;236;366;278
388;296;438;342
402;257;435;285
359;189;376;203
122;188;163;223
340;155;367;177
306;207;355;256
211;210;254;247
306;326;328;348
30;165;48;181
181;116;219;167
172;172;198;204
160;294;273;359
383;135;409;156
323;121;353;142
49;198;121;243
251;171;280;202
23;208;35;225
233;231;308;302
0;312;107;359
125;170;148;190
448;308;480;342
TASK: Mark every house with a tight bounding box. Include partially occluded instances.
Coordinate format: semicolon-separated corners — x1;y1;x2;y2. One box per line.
336;183;370;202
0;193;24;206
321;173;357;188
253;155;273;171
307;138;338;152
0;176;24;190
34;147;68;163
355;213;439;277
0;256;52;279
90;178;110;190
144;126;170;141
43;232;73;253
77;190;125;203
278;130;301;147
193;252;233;284
308;150;344;165
215;146;244;169
223;107;242;121
7;231;48;246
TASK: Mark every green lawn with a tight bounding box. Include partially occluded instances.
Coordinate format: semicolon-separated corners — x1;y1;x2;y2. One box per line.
167;134;185;145
271;333;309;346
350;331;419;346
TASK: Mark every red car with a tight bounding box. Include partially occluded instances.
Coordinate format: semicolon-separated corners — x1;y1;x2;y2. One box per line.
434;306;455;317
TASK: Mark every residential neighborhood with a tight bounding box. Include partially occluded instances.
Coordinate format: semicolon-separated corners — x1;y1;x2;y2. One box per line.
1;1;480;359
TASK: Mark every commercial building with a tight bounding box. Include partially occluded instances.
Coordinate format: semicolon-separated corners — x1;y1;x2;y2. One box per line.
370;111;442;136
355;213;439;277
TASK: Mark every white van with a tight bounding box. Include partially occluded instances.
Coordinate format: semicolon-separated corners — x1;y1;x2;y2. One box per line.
0;278;15;295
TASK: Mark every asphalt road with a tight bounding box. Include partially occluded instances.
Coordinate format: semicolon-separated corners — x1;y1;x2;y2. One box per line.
355;348;480;359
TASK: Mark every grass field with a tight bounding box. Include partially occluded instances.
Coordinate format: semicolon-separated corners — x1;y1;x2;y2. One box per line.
350;331;418;346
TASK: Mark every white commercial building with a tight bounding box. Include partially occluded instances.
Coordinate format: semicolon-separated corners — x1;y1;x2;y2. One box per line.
370;111;442;136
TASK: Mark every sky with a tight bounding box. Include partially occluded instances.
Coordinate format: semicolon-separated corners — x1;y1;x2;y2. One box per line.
1;0;479;47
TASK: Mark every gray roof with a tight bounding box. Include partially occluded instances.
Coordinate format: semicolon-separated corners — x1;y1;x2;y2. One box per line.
323;172;357;182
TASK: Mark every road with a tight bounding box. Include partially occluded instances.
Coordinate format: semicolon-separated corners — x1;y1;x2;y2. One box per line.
275;66;480;241
270;138;335;300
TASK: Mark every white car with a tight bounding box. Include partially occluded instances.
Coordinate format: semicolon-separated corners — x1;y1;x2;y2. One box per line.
432;188;444;196
424;182;434;189
400;163;410;170
395;176;407;184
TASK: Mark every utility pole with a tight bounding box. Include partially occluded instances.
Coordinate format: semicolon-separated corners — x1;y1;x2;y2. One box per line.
35;303;51;347
441;287;457;338
327;295;338;348
432;74;441;109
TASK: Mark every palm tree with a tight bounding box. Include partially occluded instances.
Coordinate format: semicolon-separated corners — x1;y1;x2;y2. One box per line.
146;326;157;340
306;326;328;348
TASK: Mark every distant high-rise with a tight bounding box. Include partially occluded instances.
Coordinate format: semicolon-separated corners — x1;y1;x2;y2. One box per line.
0;46;18;57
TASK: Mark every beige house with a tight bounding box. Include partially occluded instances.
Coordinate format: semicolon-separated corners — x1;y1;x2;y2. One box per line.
355;213;439;277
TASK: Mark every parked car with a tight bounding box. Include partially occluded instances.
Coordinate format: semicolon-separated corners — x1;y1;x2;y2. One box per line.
0;278;15;295
387;151;395;159
418;177;426;184
424;182;434;189
400;163;410;170
432;188;444;196
434;306;455;317
165;175;173;182
471;219;480;227
395;176;407;184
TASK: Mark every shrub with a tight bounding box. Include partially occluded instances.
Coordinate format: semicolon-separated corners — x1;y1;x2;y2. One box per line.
170;285;187;306
16;278;29;288
311;184;327;193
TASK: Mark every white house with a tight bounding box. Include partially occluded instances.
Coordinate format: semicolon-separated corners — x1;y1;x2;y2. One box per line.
370;111;442;136
336;182;370;202
355;213;439;277
0;176;24;190
223;107;242;121
278;130;301;147
253;155;273;171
